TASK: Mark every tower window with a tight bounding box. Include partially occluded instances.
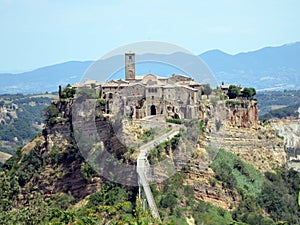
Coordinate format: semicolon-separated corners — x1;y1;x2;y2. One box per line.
128;55;132;62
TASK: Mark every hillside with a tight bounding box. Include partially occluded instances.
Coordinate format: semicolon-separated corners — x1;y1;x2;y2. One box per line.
0;84;299;224
256;89;300;119
0;93;56;159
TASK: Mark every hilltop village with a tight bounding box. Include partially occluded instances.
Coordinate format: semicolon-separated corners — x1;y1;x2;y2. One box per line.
1;52;297;225
72;52;258;128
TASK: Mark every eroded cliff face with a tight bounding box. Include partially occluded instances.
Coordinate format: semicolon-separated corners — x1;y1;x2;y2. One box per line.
17;99;102;204
199;99;258;129
202;100;286;172
183;100;287;209
208;124;286;172
184;156;239;210
271;119;300;171
272;120;300;149
15;94;287;210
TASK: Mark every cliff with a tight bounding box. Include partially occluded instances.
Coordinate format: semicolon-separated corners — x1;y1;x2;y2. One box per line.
0;86;295;224
271;119;300;171
182;99;286;209
272;119;300;149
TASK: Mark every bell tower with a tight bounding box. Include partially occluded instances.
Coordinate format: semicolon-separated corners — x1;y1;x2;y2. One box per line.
125;52;135;80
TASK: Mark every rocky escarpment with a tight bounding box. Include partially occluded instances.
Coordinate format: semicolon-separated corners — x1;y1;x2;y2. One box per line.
272;119;300;150
198;99;286;172
182;100;287;210
200;100;286;172
271;119;300;171
184;157;239;210
11;99;103;205
199;99;258;129
208;124;286;172
3;87;288;213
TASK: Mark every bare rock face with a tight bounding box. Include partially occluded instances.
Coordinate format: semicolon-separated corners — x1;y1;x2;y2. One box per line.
208;124;286;172
183;100;286;210
184;157;239;210
200;100;286;172
272;119;300;149
271;119;300;171
225;100;258;129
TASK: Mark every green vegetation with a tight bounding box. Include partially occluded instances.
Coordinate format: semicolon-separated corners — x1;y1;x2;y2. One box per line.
0;93;55;156
298;187;300;207
211;150;265;197
226;86;256;100
150;172;234;224
1;136;300;224
59;84;76;99
0;182;160;224
256;89;300;116
166;118;183;124
259;169;300;223
42;104;59;125
226;99;242;105
147;134;180;164
260;103;300;121
97;98;106;112
201;84;212;97
242;88;256;99
255;89;300;120
215;89;229;100
1;85;300;224
210;149;300;224
138;128;157;143
0;143;161;224
227;85;241;99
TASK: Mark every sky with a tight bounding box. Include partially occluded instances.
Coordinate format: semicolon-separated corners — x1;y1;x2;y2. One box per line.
1;0;300;73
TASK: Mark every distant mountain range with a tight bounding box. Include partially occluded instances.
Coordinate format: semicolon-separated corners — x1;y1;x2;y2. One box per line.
0;61;93;94
200;42;300;91
1;42;300;94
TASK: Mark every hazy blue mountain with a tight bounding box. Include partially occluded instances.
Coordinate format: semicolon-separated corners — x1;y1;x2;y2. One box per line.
0;61;93;94
200;42;300;91
0;42;300;94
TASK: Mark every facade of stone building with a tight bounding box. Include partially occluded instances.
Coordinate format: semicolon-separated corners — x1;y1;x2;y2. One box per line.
108;74;202;119
89;52;204;120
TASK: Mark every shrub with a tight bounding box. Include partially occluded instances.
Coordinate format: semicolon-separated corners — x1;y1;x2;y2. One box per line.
227;85;241;99
226;99;241;106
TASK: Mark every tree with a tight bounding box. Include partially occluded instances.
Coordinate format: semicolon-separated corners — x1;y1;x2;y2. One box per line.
242;87;256;99
42;104;59;124
202;84;212;97
227;85;240;99
58;85;62;99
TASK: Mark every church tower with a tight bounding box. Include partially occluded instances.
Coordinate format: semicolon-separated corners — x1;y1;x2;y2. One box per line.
125;52;135;80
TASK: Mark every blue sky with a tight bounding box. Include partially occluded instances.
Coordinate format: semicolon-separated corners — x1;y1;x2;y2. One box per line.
1;0;300;72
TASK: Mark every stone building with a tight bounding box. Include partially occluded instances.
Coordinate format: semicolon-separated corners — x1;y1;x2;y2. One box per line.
71;52;259;127
92;52;204;120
